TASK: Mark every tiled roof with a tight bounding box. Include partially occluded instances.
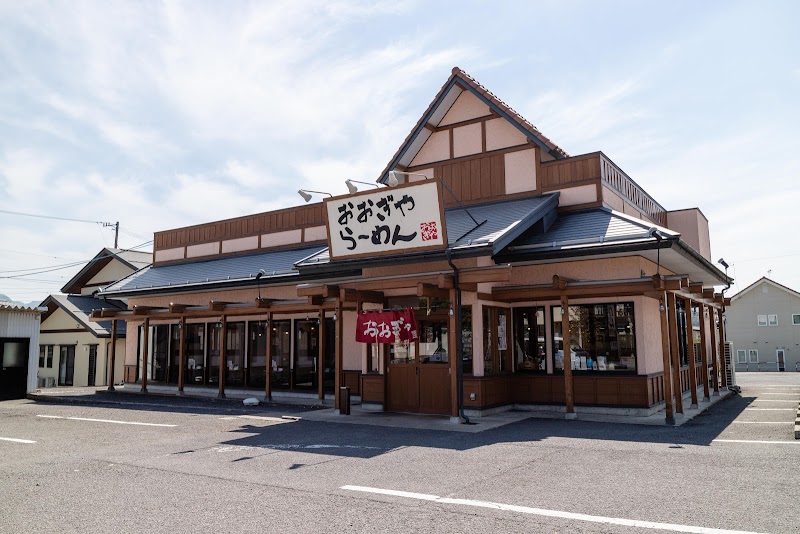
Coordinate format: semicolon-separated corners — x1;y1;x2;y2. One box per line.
99;245;327;297
42;294;127;336
0;301;43;313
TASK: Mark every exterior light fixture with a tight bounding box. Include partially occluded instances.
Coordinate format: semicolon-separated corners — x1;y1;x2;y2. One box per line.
388;169;430;186
298;189;332;202
659;297;665;313
345;180;382;194
718;258;729;269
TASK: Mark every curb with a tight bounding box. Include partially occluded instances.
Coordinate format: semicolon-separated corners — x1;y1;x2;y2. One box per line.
796;404;800;440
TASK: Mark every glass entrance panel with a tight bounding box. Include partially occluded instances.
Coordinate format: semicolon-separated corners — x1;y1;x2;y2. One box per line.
225;322;245;387
419;319;448;364
271;321;291;389
513;307;546;372
294;320;318;390
389;340;416;364
168;324;181;385
58;345;75;386
151;325;169;383
207;323;222;385
184;324;205;385
247;321;267;388
324;318;335;393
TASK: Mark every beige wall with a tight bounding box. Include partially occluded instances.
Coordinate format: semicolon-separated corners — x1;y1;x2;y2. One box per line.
439;90;490;126
410;130;449;167
83;260;137;295
485;118;527;151
452;123;482;158
667;209;711;261
504;148;537;194
554;184;597;207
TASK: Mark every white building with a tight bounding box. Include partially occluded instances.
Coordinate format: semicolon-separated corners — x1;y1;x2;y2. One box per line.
0;301;43;399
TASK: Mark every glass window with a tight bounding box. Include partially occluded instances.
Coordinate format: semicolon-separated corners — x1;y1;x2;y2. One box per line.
552;302;637;373
207;322;222;385
248;321;268;388
736;350;747;364
748;349;759;363
757;315;767;326
366;343;381;373
45;345;54;368
151;325;169;383
294;320;319;390
676;299;689;367
225;322;246;387
419;319;448;364
390;339;416;364
768;314;778;326
483;307;510;374
793;314;800;325
513;307;546;372
58;345;75;386
271;321;291;389
39;345;45;368
168;325;181;385
461;306;473;375
184;323;205;385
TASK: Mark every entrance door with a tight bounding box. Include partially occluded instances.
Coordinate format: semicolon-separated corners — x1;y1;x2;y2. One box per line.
293;319;319;390
0;339;29;400
386;314;452;415
777;349;786;372
58;345;75;386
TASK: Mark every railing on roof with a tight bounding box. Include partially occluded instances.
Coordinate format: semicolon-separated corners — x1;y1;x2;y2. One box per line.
540;152;667;226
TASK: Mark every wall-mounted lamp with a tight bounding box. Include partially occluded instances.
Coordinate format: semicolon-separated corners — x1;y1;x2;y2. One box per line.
298;189;332;202
388;169;431;187
345;179;382;194
333;311;337;321
659;297;665;313
718;258;729;269
255;269;266;302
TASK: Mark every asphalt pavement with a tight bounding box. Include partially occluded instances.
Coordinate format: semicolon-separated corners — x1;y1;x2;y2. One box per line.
1;373;798;533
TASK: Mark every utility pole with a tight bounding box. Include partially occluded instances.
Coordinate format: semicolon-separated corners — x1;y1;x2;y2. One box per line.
114;221;119;249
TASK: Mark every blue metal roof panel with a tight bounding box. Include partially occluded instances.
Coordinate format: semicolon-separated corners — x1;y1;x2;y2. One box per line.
100;245;327;295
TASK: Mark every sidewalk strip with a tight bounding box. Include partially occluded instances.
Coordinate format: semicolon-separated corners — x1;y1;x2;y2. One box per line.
0;437;36;444
341;485;766;534
37;415;176;427
713;439;800;445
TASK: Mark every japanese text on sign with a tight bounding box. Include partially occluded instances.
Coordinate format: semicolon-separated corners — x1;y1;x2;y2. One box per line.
325;181;447;259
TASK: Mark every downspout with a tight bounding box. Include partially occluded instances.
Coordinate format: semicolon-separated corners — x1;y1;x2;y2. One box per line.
446;249;470;424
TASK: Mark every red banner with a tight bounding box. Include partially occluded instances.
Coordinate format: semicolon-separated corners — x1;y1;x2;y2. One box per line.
355;308;418;344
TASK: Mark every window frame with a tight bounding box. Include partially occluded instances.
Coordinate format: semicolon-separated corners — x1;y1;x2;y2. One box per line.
757;315;767;326
736;349;747;364
512;306;547;373
793;314;800;325
768;314;778;326
748;349;759;363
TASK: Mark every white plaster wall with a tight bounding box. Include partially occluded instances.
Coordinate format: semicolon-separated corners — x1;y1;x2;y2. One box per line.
410;130;450;166
555;184;597;207
667;209;711;261
155;247;185;263
439;91;490;126
452;123;482;158
504;148;537;194
186;242;219;258
601;184;625;212
221;236;258;254
304;225;328;242
85;261;137;294
485;118;527;151
262;229;302;248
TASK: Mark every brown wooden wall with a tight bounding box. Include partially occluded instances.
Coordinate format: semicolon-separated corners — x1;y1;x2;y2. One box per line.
434;153;506;207
154;203;325;251
360;374;384;404
341;370;361;396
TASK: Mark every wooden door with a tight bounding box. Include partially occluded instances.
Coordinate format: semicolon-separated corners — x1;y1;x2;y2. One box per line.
387;341;419;412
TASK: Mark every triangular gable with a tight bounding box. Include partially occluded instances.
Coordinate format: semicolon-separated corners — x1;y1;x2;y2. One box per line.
61;248;151;295
377;66;568;183
731;277;800;302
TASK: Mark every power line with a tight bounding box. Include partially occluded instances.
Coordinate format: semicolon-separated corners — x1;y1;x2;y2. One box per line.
0;208;112;225
0;241;153;279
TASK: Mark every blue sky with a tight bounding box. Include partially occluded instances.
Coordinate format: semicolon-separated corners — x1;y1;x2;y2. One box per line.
1;0;798;303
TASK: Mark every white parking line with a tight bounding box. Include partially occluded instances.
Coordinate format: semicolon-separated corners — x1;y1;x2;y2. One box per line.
341;485;767;534
0;437;36;444
731;421;792;424
713;439;800;445
755;393;800;396
37;415;176;427
744;408;795;411
749;400;798;402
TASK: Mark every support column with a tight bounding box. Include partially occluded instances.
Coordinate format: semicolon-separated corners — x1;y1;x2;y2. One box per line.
684;299;698;408
449;288;459;419
218;316;227;398
318;309;325;401
108;319;117;391
709;308;720;395
265;313;272;402
141;317;149;393
561;295;575;418
334;300;343;412
719;309;728;387
698;304;711;401
659;292;675;423
667;292;683;414
178;316;186;395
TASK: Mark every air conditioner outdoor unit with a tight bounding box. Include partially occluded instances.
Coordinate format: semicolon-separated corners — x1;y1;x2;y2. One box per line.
37;377;45;388
45;377;56;388
725;341;739;392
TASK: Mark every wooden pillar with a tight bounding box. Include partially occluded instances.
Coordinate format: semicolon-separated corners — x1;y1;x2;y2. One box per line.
108;319;117;391
561;295;574;416
449;288;459;418
659;292;675;421
265;313;272;401
178;316;186;394
719;309;728;387
709;308;720;395
318;309;325;401
684;298;698;408
141;317;149;393
698;303;711;400
218;316;227;398
667;292;683;414
334;300;343;411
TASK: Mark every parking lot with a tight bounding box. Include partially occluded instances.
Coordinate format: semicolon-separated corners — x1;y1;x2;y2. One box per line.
1;373;798;534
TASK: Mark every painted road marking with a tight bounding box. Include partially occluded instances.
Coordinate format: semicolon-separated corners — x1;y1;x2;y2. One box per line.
341;485;766;534
219;415;289;423
0;437;36;444
756;393;800;396
731;421;793;424
37;415;176;427
713;439;800;445
744;408;795;411
748;400;798;402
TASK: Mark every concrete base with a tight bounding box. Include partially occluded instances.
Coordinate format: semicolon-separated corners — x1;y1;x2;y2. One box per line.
449;416;462;424
564;412;577;420
689;403;699;409
360;402;384;412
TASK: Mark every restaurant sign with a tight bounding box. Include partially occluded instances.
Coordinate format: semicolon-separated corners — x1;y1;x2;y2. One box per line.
325;181;447;260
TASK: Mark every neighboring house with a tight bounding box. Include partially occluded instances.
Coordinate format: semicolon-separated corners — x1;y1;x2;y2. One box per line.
95;67;729;422
0;302;42;400
727;277;800;372
37;248;151;387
